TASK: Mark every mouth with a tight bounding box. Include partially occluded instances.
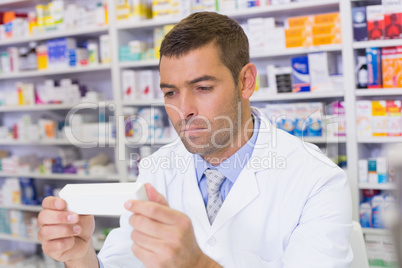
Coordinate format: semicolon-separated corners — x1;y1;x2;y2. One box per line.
181;128;207;134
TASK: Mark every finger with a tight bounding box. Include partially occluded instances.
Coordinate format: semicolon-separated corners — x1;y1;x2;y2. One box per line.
132;242;156;266
125;200;181;225
129;214;170;239
42;196;66;211
38;210;79;226
131;229;162;253
38;224;81;241
144;183;169;206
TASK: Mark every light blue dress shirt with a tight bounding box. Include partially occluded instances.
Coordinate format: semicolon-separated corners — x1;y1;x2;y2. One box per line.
194;113;259;206
99;114;259;267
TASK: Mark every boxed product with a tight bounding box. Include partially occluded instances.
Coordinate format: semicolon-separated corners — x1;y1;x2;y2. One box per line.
381;47;398;88
332;102;346;136
137;70;158;100
366;47;382;88
312;24;341;36
314;12;340;25
360;202;372;227
312;33;342;46
306;102;323;137
371;100;387;136
285;36;313;48
286;15;314;28
122;70;137;101
308;52;337;91
291;56;310;92
383;0;402;39
356;100;372;137
367;5;385;40
352;6;368;42
359;159;369;183
281;104;296;135
294;103;309;137
397;46;402;87
386;100;402;136
377;157;388;183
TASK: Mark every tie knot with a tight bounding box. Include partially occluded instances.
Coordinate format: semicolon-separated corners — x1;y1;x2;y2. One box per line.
204;169;226;195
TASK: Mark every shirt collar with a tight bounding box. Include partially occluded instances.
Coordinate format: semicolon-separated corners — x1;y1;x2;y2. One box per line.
195;113;259;183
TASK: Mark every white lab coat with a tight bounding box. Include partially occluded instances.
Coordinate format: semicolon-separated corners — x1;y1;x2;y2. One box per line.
98;107;353;268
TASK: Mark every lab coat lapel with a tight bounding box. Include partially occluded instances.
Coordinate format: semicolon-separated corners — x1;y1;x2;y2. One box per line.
182;153;211;232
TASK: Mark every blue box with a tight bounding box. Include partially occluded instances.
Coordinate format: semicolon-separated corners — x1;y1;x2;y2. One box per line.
291;56;310;92
352;6;368;42
366;47;382;88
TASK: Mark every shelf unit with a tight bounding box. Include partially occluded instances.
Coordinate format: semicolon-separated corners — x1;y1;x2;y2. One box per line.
359;183;397;191
362;228;391;236
0;204;42;212
353;39;402;49
0;0;394;264
357;137;402;144
0;233;40;244
355;88;402;97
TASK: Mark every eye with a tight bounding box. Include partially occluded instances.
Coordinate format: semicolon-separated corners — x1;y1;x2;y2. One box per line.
198;86;212;91
164;91;176;98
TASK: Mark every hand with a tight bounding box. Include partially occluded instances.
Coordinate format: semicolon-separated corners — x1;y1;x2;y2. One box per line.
37;196;98;267
125;183;221;268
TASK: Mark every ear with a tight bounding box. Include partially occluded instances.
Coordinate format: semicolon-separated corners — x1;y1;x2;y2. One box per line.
238;63;257;100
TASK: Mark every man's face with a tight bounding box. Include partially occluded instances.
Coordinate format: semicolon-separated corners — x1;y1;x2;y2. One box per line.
159;44;242;158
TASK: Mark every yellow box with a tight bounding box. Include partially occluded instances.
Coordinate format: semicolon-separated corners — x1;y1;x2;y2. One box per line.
372;101;388;136
285;27;312;39
314;12;340;25
285;36;313;48
287;15;314;28
312;33;342;46
312;23;341;36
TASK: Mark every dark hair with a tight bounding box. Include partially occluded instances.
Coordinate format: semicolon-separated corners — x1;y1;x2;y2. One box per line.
159;12;250;86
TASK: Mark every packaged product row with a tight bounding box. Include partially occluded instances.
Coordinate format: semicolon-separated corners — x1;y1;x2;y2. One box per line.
0;149;116;177
256;101;346;138
360;190;396;229
0;208;37;239
0;34;111;73
120;12;341;62
356;47;402;89
0;0;108;41
122;69;163;101
359;156;396;185
364;234;397;268
0;79;107;108
356;100;402;137
0;112;115;144
352;0;402;41
115;0;329;22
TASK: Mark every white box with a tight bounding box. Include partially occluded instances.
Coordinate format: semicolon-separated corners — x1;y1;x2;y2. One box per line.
122;70;137;101
358;159;368;183
138;70;156;100
308;52;336;91
59;183;148;216
356;100;372;137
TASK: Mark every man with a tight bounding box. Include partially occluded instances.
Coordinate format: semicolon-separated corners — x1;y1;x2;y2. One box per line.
38;12;353;267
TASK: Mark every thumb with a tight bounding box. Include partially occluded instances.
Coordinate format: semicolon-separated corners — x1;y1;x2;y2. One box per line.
144;183;169;207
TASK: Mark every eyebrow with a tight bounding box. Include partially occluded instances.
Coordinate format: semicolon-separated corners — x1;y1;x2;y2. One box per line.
160;75;219;89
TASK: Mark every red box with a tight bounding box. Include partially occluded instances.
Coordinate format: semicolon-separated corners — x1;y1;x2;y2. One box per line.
384;0;402;39
367;5;385;40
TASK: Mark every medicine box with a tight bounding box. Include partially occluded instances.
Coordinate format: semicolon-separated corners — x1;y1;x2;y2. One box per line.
386;100;402;136
366;47;382;88
286;15;314;28
381;47;398;88
367;5;385;40
356;100;372;137
308;52;337;91
384;0;402;39
352;6;368;42
314;12;340;25
291;56;310;92
371;100;387;136
59;182;148;216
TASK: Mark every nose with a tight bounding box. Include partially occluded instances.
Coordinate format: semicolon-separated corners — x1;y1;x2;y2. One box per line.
179;90;198;120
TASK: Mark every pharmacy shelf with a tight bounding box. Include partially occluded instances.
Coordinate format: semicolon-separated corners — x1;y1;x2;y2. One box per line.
0;233;40;244
303;136;347;144
359;183;397;190
0;139;116;146
125;138;178;146
251;44;342;59
251;90;344;101
0;172;120;181
116;0;340;30
118;45;342;68
119;60;159;68
0;64;111;80
117;17;180;30
357;137;402;144
0;204;42;212
0;25;109;47
0;101;115;112
362;228;391;236
355;88;402;97
353;39;402;49
122;100;164;106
